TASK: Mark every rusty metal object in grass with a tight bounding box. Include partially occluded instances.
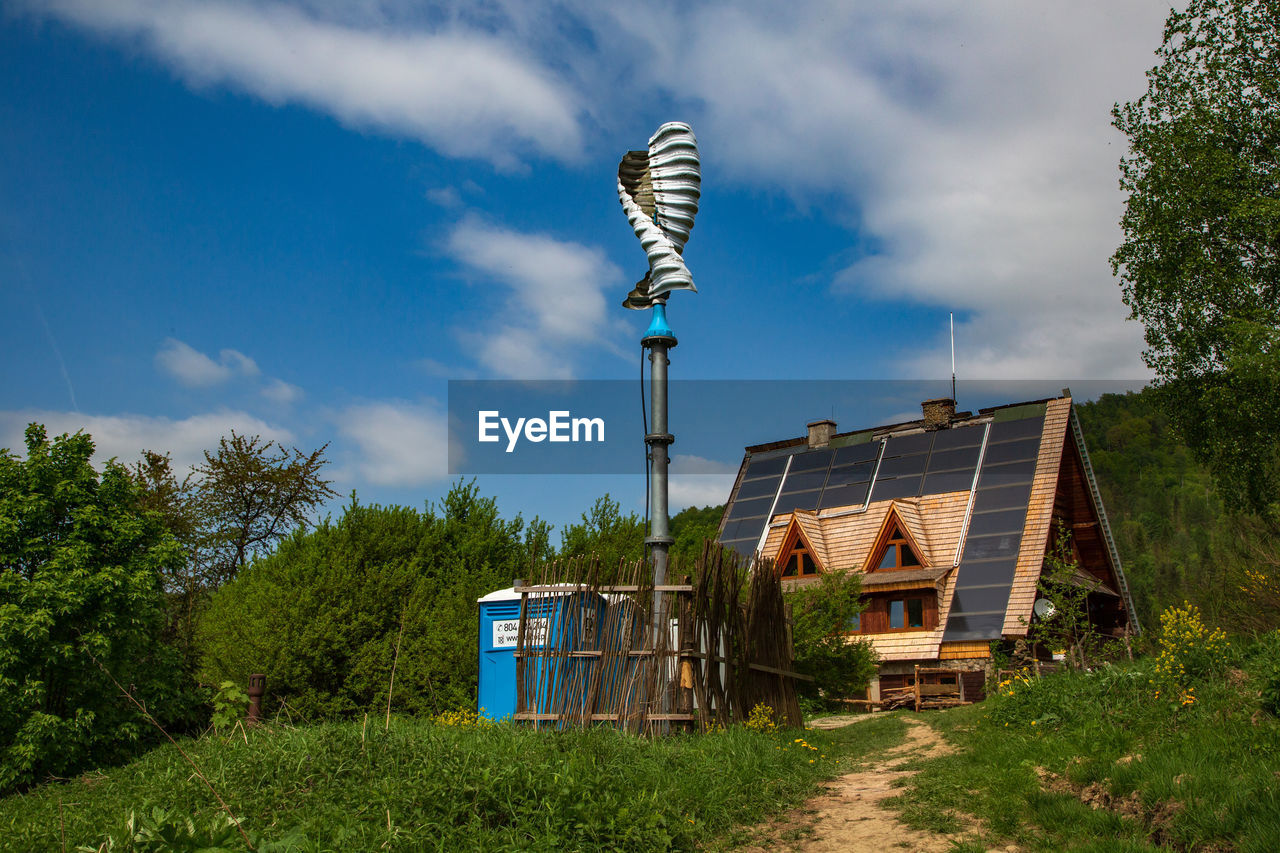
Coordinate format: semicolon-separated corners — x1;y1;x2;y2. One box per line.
247;673;266;724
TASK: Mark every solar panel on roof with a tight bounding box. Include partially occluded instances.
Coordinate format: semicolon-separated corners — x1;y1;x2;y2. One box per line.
925;445;981;473
982;437;1043;466
921;469;975;494
966;507;1028;537
943;411;1047;642
988;416;1045;441
977;460;1037;488
725;496;774;520
833;443;880;464
788;448;835;472
772;490;822;515
742;455;788;478
962;533;1022;560
927;424;985;451
826;461;874;485
877;453;927;479
818;482;870;509
884;431;933;455
735;477;782;501
869;476;921;501
721;537;758;557
783;469;829;492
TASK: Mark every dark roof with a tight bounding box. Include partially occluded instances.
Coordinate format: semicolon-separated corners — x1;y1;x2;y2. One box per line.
718;398;1053;642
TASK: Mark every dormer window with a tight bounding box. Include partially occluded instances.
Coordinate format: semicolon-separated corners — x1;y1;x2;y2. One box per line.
781;542;817;577
776;516;823;578
874;525;923;571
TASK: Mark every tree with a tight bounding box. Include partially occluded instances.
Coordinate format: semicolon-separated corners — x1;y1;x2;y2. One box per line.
785;571;877;703
1112;0;1280;517
194;433;339;583
132;433;339;664
558;495;646;574
0;425;194;792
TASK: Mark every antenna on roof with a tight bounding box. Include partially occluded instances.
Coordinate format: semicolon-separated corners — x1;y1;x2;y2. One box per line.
949;312;956;404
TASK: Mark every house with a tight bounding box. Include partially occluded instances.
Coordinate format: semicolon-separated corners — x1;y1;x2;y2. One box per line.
716;393;1137;701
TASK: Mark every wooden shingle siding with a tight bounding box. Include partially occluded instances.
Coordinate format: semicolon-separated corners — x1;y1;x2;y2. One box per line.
1002;397;1071;636
771;492;974;663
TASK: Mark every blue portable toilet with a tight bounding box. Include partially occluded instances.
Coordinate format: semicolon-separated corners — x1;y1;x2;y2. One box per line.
477;586;524;721
478;584;608;722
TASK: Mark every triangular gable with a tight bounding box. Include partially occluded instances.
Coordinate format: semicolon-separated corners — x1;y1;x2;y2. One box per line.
776;513;826;577
861;502;931;574
791;511;828;567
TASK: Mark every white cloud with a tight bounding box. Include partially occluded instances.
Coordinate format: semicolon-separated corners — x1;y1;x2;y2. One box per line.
0;409;293;472
669;454;736;510
261;378;304;404
425;186;463;208
155;338;260;386
561;1;1168;377
334;400;450;487
28;0;582;168
446;218;626;378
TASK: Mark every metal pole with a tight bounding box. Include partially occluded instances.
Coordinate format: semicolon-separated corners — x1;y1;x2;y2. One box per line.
643;302;676;637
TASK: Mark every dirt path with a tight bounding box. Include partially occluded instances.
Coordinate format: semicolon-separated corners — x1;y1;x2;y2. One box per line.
740;717;974;853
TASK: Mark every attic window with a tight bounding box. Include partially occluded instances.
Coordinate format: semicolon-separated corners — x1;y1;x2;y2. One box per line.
874;525;922;571
780;541;818;578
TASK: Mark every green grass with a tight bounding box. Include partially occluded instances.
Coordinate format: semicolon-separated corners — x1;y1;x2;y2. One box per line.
0;714;907;852
885;655;1280;853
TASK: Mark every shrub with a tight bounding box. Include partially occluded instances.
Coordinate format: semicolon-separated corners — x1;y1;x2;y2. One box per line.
1252;630;1280;717
198;484;550;719
0;425;197;793
1152;601;1229;703
786;571;878;703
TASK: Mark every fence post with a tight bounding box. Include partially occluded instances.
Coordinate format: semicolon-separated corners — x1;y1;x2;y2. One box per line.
913;665;921;713
247;674;266;725
677;575;694;730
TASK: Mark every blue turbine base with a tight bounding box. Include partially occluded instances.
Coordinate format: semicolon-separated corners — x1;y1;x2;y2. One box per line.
643;303;676;341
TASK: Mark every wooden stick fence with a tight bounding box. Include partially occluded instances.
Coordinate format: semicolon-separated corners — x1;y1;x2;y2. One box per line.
515;542;804;733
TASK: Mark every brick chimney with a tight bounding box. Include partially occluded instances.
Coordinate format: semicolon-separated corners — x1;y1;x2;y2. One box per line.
807;419;837;448
921;398;956;430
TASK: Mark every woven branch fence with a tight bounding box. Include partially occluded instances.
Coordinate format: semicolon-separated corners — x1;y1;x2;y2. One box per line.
514;542;804;733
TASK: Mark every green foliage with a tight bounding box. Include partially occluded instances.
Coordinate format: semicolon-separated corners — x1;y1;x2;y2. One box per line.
669;504;725;565
897;643;1280;851
786;571;878;701
77;807;305;853
557;498;726;577
1112;0;1280;516
133;435;339;668
198;483;551;719
1074;388;1278;632
557;494;645;574
1255;631;1280;717
1031;524;1111;669
0;714;905;852
0;425;197;794
208;682;248;733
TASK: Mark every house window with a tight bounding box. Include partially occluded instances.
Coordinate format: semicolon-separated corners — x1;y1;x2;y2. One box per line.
845;612;860;633
888;596;926;629
875;525;922;570
781;543;817;577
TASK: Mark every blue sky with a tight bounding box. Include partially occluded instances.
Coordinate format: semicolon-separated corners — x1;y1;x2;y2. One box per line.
0;1;1167;533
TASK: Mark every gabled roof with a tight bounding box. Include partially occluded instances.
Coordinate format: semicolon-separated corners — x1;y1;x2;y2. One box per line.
789;510;828;569
861;502;931;574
